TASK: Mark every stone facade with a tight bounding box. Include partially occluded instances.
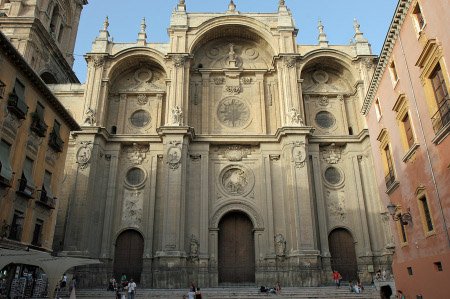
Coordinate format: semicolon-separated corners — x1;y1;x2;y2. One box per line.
52;1;392;288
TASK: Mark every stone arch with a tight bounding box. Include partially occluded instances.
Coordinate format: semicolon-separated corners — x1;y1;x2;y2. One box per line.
188;16;277;56
210;200;264;230
298;49;358;79
40;71;58;84
328;225;358;244
113;229;145;283
328;227;358;280
113;227;145;245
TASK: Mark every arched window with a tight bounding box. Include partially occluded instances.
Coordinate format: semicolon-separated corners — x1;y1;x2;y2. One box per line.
41;72;57;84
49;4;59;36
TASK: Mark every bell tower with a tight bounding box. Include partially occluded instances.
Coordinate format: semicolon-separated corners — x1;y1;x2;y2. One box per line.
0;0;88;83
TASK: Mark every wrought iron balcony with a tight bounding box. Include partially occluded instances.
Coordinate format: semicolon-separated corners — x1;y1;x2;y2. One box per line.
30;113;48;137
36;189;56;209
385;171;396;189
16;178;35;198
7;92;28;120
48;130;64;152
431;99;450;133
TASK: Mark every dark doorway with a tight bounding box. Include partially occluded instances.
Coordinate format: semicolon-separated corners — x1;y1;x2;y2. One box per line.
328;228;358;281
40;72;58;84
218;211;255;284
113;230;144;283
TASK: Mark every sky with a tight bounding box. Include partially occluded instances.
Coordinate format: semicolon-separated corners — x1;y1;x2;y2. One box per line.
73;0;398;82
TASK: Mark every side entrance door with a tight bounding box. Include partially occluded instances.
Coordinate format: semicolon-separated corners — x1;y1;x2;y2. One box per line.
218;212;255;284
113;230;144;282
328;228;358;281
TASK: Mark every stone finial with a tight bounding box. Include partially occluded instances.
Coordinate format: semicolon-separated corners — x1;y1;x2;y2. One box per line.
177;0;186;12
318;20;329;47
353;18;361;34
103;16;109;31
228;0;236;12
352;18;370;55
279;0;286;6
137;17;147;44
96;16;110;41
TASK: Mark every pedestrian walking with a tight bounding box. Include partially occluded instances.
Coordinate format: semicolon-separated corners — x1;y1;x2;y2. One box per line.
127;278;136;299
332;270;342;288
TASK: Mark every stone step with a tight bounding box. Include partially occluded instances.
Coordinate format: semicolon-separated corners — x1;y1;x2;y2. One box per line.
74;286;380;299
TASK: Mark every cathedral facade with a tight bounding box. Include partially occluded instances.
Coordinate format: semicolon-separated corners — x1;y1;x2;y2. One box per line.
51;1;393;288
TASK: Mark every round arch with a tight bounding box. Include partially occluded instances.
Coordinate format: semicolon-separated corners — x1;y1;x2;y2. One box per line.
106;48;169;82
328;227;358;281
40;71;58;84
188;15;278;55
113;229;144;283
210;200;264;230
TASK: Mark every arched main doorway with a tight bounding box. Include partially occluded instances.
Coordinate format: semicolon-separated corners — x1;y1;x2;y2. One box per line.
113;230;144;282
328;228;358;281
218;211;255;284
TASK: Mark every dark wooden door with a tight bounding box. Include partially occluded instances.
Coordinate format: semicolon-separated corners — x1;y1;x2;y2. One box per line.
218;212;255;284
328;228;358;281
113;230;144;282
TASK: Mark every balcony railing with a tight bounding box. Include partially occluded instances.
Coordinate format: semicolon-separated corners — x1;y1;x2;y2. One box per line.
7;93;28;120
36;189;56;209
385;171;396;189
431;99;450;133
16;178;35;198
30;113;48;137
48;130;64;152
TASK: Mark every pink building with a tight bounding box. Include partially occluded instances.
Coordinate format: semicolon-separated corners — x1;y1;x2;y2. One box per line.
363;0;450;298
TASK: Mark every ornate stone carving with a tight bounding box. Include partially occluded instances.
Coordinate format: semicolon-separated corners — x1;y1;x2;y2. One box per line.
319;95;329;106
217;97;250;128
190;154;201;162
224;145;251;161
321;143;342;164
189;234;199;259
213;77;225;85
269;154;281;161
210;202;263;229
337;94;344;101
274;234;286;257
312;70;329;84
193;82;200;105
76;141;93;170
327;190;346;221
137;94;148;105
122;190;143;227
287;107;304;126
225;85;242;95
241;77;253;84
291;142;307;168
172;55;186;68
284;56;297;68
222;168;249;195
92;55;105;68
171;105;183;126
83;107;96;126
127;143;149;165
2;112;21;139
167;141;182;170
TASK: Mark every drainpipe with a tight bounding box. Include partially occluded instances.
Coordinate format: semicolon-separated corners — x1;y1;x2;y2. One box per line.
398;35;450;247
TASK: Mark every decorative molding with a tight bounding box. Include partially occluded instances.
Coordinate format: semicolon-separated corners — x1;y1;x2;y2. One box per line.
319;96;329;106
219;165;254;196
172;55;186;68
321;143;342;164
291;141;307;168
269;154;281;161
213;77;225;85
188;234;199;260
287;107;304;126
137;94;149;105
224;145;251;161
170;106;183;126
167;141;182;170
126;143;149;165
210;201;263;229
274;234;286;257
76;141;93;170
225;85;242;95
284;56;297;68
327;190;346;222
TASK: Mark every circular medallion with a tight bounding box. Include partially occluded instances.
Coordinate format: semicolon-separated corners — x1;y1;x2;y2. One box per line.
315;111;336;129
217;97;250;128
134;68;153;82
219;165;254;196
130;110;151;127
324;167;342;185
312;70;329;84
126;167;146;186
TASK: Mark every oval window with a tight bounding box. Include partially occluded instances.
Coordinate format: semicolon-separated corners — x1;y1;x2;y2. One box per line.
315;111;336;128
325;167;342;185
130;110;150;127
126;167;145;186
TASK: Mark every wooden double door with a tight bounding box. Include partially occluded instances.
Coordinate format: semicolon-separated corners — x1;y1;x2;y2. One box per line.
113;230;144;282
218;212;255;284
328;228;358;281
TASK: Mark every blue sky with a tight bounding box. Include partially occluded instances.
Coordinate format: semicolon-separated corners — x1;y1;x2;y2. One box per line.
73;0;398;82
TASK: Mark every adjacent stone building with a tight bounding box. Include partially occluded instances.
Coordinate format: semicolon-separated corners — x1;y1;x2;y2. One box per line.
363;0;450;297
49;0;392;288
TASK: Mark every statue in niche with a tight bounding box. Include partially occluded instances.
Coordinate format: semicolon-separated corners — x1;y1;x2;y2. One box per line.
171;106;183;126
84;107;96;126
222;168;248;195
189;235;199;259
274;234;286;257
287;107;304;126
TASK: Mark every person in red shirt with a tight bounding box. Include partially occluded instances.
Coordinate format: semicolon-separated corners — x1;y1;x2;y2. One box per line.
332;270;342;288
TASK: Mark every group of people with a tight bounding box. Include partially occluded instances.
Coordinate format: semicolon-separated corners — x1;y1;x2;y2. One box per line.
108;274;136;299
183;282;202;299
259;281;282;294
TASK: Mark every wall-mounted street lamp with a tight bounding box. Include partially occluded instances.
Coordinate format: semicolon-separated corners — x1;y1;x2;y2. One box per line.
387;203;412;225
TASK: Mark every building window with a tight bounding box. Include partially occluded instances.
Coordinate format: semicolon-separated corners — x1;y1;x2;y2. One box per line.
31;102;48;137
0;139;14;186
8;210;24;241
18;157;35;197
393;94;417;157
389;60;399;85
397;220;408;244
407;267;413;275
39;170;55;207
384;144;396;188
377;129;398;192
48;120;64;152
0;80;5;98
31;219;44;246
375;98;382;121
434;262;443;272
8;79;29;120
418;194;434;233
402;113;414;148
412;3;426;33
430;63;450;133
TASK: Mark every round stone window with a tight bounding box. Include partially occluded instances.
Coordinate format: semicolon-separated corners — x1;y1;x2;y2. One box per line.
324;167;342;185
217;97;250;128
315;111;336;128
126;167;145;186
130;110;151;127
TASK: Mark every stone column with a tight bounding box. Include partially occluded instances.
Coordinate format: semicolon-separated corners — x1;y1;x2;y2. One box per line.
200;72;210;134
166;54;190;125
83;54;107;126
277;56;302;127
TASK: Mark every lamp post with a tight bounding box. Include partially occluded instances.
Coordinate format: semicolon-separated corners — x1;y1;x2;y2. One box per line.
387;203;412;225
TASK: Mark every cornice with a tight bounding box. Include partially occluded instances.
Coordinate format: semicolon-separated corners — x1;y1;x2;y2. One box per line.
361;0;412;116
0;31;80;131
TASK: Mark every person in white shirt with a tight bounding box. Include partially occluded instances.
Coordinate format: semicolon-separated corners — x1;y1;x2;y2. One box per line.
127;279;136;299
